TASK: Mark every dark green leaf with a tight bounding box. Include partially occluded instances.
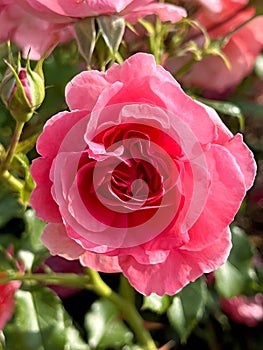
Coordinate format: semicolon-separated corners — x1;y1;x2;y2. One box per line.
0;246;18;273
0;179;24;228
142;294;170;314
97;15;125;53
5;286;88;350
167;277;207;343
197;97;245;131
85;298;133;349
215;226;255;298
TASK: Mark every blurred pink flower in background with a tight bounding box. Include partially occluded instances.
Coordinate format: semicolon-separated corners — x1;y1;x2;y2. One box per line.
30;53;256;296
0;0;73;60
221;294;263;327
0;247;23;330
168;0;263;93
0;275;21;330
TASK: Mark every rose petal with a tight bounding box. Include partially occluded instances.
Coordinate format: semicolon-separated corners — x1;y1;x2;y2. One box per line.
30;158;62;223
124;3;187;24
36;110;89;158
225;134;257;190
185;144;247;250
41;223;85;259
80;252;122;273
119;227;231;295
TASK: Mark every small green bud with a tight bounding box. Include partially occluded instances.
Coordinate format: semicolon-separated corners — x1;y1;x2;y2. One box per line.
0;56;45;123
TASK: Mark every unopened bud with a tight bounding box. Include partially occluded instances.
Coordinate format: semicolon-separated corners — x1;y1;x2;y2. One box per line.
0;56;45;123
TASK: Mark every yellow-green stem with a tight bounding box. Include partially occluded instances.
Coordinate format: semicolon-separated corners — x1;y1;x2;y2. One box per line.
1;170;24;192
0;272;91;289
2;121;24;171
87;269;157;350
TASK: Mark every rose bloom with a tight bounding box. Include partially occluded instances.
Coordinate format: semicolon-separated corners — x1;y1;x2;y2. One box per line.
221;294;263;327
16;0;187;24
30;53;256;296
168;0;263;93
0;0;73;60
0;274;21;330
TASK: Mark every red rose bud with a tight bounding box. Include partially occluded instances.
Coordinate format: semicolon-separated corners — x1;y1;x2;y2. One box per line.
0;56;45;123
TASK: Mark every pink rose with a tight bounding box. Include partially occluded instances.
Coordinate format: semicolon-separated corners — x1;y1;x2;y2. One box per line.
221;294;263;327
0;273;21;330
0;1;73;60
30;53;256;296
168;1;263;93
17;0;187;24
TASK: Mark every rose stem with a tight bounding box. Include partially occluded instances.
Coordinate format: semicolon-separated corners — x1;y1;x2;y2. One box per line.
86;268;157;350
0;121;24;192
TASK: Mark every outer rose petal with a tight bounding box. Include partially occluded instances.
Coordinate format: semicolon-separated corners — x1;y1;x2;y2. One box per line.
119;227;231;296
124;3;187;24
41;223;85;260
80;252;122;273
65;71;110;111
36;110;89;158
225;134;257;190
30;158;62;223
186;144;247;250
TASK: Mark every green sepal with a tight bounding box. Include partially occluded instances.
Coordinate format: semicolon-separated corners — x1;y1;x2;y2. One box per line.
97;15;125;54
74;17;96;66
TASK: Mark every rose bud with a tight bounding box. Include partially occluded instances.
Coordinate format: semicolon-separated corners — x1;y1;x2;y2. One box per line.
0;56;45;123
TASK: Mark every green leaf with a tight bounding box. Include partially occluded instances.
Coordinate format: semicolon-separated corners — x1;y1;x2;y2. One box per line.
0;179;24;228
85;298;133;349
5;286;88;350
215;226;255;298
74;17;96;66
0;246;18;273
167;277;207;343
142;294;170;315
215;260;246;298
97;15;125;54
197;97;245;131
235;101;263;118
20;209;48;270
12;153;35;205
14;133;39;155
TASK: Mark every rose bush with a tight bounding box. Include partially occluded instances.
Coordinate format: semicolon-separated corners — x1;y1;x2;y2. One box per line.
30;53;256;296
168;0;263;93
